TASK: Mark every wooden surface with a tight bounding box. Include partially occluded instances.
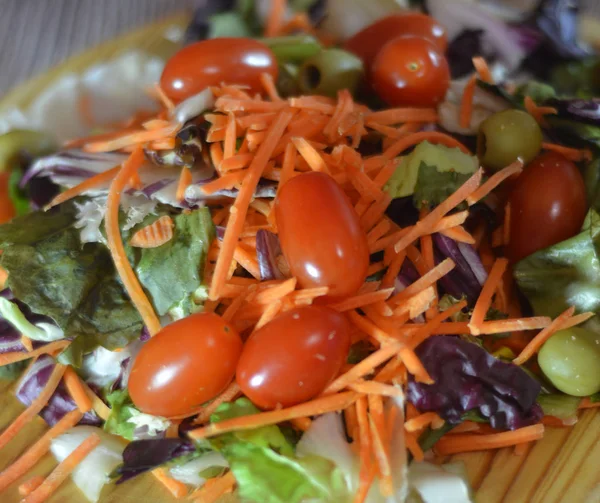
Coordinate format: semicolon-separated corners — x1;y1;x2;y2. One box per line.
0;8;598;503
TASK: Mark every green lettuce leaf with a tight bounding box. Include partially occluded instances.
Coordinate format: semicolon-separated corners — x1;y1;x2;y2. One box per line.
537;394;581;420
385;141;478;203
514;210;600;319
208;398;349;503
104;389;138;441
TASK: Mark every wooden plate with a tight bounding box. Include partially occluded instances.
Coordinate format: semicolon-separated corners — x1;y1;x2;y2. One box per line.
0;12;598;503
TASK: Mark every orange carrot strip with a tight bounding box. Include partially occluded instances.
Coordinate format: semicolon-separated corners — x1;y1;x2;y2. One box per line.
460;75;477;128
153;83;175;111
64;367;92;413
193;382;241;425
324;89;354;139
560;311;595;330
106;147;162;335
215;97;287;113
472;56;494;83
381;250;406;289
188;391;359;439
355;397;375;502
404;299;468;347
399;347;433;384
201;171;247;195
542;142;592;162
77;379;111;420
291;136;330;173
0;363;65;451
237;112;277;130
223;113;237;159
175;167;192;202
404;431;424;461
210;142;224;169
513;307;576;365
83;122;180;153
579;398;600;409
255;300;282;330
130;215;174;248
252;278;297;304
233;245;261;280
367;220;391;247
20;335;33;352
278;142;297;194
349;380;404;397
360;194;393;232
434;424;545;455
0;409;82;492
260;72;282;101
220;153;255;172
389;258;455;305
347;310;394;346
524;96;557;125
383;131;471;163
151;467;188;498
404;412;443;433
265;0;286;36
23;434;101;503
18;475;45;497
438;225;476;244
477;317;552;334
189;471;236;503
329;288;394;313
289;287;329;304
469;258;508;335
369;411;393;497
366;108;438;126
394;170;483;252
45;165;120;209
0;340;70;367
392;287;436;320
325;344;402;394
467;159;524;205
209;109;294;300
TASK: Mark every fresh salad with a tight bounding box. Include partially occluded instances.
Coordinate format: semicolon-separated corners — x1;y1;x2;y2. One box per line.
0;0;599;502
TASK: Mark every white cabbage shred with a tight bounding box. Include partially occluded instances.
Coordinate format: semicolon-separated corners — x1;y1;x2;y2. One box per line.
50;426;126;503
0;297;65;342
169;452;229;487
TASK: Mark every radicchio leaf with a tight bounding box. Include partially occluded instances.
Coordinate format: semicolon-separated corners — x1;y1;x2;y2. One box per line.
15;355;101;427
407;336;543;430
256;230;288;281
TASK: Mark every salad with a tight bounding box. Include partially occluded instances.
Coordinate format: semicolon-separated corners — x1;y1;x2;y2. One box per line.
0;0;599;502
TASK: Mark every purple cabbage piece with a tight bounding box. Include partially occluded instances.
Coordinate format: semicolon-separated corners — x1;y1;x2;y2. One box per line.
433;233;488;305
407;336;543;430
385;197;419;229
256;230;288;281
544;98;600;125
116;438;196;483
0;330;25;354
15;355;101;427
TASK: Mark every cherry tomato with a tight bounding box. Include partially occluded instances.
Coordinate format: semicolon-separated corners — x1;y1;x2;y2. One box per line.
236;306;351;409
371;36;450;107
507;151;588;262
128;313;242;417
160;38;278;102
275;172;369;299
344;14;448;70
0;172;15;224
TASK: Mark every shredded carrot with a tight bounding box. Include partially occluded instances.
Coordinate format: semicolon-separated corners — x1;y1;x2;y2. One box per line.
560;311;595;330
83;122;180;153
439;225;476;244
201;170;247;195
382;130;471;163
18;475;45;497
152;83;175;111
542;142;593;162
477;317;552;334
255;299;283;330
45;165;120;209
209;109;294;300
233;245;261;279
0;340;70;367
252;278;297;304
105;147;162;335
216;97;288;113
459;74;478;129
223;113;238;159
0;363;65;451
210;142;224;169
292;136;330;173
369;411;393;497
579;398;600;409
0;409;82;492
467;159;524;205
366;108;438;126
434;424;545;455
355;397;375;502
404;431;424;461
265;0;287;36
220;152;254;172
329;288;394;313
175;168;192;202
473;56;494;84
392;286;436;320
290;417;313;431
130;215;174;248
390;258;455;305
360;194;393;232
347;310;394;346
23;434;101;503
524;96;557;126
188;391;358;439
64;366;92;413
399;347;433;384
469;258;508;335
260;72;281;101
152;468;188;498
20;335;33;352
189;471;236;503
349;380;404;397
78;379;111;420
324;89;354;140
404;412;444;433
513;307;575;365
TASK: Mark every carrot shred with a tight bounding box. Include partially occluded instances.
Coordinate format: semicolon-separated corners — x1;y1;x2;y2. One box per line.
438;225;476;244
347;310;394;346
22;433;101;503
20;335;33;352
329;288;394;313
355;397;375;502
233;244;261;279
369;410;393;497
404;431;424;461
201;170;247;195
265;0;286;36
291;136;330;173
45;165;121;209
18;476;45;497
460;74;478;128
77;378;111;420
216;97;288;113
152;467;188;498
223;113;237;160
399;347;433;384
83;122;180;153
152;83;175;111
390;258;455;305
0;363;65;451
64;366;92;413
105;146;162;335
209;109;294;300
469;258;508;335
0;340;70;367
360;194;393;232
467;159;524;205
542;142;593;162
513;307;576;365
392;287;436;320
210;142;224;169
579;397;600;409
366;108;438;126
130;215;174;248
188;391;359;439
524;96;557;125
404;412;444;433
174;167;192;202
472;56;494;84
189;471;236;503
434;424;545;455
349;380;404;397
255;299;282;329
260;72;282;101
252;278;297;304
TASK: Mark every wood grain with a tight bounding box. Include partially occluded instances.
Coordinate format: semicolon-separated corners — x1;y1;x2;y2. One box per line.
0;8;598;503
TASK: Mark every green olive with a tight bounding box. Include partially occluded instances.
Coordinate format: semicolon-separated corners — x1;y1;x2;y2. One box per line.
0;130;55;172
538;327;600;397
298;49;364;98
477;109;542;171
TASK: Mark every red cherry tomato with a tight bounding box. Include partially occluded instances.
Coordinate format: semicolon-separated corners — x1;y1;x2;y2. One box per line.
128;313;242;417
275;172;369;299
236;306;351;409
0;172;15;224
507;151;588;262
371;36;450;107
344;14;448;70
160;38;278;102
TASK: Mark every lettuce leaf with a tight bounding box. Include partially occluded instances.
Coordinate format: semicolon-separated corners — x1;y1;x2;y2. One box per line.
208;398;349;503
514;210;600;319
413;164;472;210
104;389;138;441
